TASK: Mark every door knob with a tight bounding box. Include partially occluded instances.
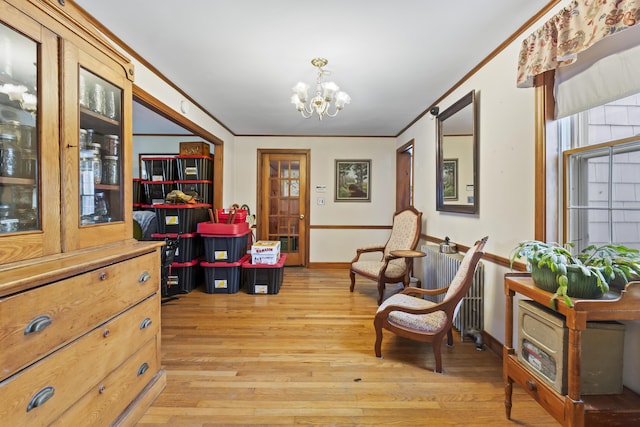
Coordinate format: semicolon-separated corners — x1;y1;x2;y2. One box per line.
299;214;305;220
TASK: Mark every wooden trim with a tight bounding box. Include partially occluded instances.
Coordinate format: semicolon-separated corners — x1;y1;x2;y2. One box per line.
310;225;391;230
534;71;555;241
423;234;527;271
132;85;224;209
72;2;234;135
308;262;351;269
397;0;561;136
257;149;311;267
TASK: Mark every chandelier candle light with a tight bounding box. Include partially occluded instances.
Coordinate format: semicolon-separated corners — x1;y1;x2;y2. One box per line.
291;58;350;120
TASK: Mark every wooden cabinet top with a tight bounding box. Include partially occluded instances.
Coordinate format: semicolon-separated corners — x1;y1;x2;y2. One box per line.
505;273;640;328
0;239;163;297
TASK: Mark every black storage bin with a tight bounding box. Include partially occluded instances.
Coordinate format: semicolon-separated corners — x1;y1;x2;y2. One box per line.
141;156;176;181
143;181;174;205
176;155;212;180
201;254;249;294
242;254;287;294
166;259;200;295
202;230;250;263
154;203;211;234
175;180;212;204
152;232;202;263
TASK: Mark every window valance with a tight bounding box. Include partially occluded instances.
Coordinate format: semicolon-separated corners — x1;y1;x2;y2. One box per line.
517;0;640;88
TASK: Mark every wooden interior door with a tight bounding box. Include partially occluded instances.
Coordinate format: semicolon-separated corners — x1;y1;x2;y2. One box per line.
396;140;414;210
258;150;309;266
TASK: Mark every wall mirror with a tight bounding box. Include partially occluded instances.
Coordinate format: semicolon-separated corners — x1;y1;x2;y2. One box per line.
436;90;478;214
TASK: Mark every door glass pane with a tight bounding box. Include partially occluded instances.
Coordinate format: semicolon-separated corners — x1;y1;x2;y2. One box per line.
0;22;39;234
79;68;123;225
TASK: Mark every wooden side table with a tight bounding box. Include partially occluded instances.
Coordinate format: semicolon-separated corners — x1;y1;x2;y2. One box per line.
390;249;426;288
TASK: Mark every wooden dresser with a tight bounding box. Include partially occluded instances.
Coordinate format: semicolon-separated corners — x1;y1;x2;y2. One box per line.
0;0;166;424
0;241;165;426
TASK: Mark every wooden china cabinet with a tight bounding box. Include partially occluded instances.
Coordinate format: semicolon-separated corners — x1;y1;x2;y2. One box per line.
0;0;165;425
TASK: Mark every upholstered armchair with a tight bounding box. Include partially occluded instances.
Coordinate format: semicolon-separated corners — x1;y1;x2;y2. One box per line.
349;207;422;305
373;236;487;373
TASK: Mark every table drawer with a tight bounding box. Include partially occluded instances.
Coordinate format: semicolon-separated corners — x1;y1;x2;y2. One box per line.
51;336;160;427
0;251;159;381
506;355;565;424
0;294;159;427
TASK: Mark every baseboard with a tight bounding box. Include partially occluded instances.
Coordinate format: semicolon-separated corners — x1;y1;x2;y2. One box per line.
308;262;350;269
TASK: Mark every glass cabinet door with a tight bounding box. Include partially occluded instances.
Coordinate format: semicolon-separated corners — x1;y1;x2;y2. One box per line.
62;42;132;252
78;68;123;225
0;21;39;234
0;7;60;263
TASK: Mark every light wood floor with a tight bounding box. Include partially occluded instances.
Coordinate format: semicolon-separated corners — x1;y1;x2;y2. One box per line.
138;267;558;426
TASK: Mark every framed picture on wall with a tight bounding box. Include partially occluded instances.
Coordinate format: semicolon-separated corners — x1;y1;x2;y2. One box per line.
335;159;371;202
443;159;458;200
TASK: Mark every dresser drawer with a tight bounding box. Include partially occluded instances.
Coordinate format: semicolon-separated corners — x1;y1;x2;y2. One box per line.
51;336;160;427
0;251;159;382
0;294;160;427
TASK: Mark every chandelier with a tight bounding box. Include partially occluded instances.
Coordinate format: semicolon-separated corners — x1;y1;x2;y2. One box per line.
291;58;350;120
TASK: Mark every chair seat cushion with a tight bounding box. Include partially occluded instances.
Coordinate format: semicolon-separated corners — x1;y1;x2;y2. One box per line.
351;260;405;279
377;294;447;332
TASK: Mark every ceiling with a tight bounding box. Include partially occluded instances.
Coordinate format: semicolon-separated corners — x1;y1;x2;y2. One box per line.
74;0;552;137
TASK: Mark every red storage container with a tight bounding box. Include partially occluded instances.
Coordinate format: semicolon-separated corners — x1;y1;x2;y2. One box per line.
242;254;287;294
201;254;249;294
197;220;249;235
216;208;247;224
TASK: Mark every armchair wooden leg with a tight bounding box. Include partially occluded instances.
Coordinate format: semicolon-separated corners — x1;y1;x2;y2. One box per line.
433;339;443;374
349;270;356;292
447;328;453;347
376;280;385;305
373;317;383;358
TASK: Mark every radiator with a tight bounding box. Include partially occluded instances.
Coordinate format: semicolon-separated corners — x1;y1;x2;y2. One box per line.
421;244;484;341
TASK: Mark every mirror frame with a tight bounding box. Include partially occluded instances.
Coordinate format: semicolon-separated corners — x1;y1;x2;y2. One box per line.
435;90;478;214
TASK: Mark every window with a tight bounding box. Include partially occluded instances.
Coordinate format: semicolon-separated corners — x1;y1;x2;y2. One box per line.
559;93;640;252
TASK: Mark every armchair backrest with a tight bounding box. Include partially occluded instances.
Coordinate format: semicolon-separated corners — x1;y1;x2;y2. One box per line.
443;236;488;303
383;207;422;258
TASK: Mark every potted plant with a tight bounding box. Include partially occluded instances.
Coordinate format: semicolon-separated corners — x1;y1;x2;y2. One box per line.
577;244;640;291
510;240;609;309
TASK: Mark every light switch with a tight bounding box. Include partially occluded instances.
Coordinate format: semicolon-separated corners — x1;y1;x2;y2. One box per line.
317;197;325;206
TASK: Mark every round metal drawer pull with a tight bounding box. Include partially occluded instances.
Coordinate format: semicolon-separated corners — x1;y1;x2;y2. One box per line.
99;385;106;394
138;271;151;283
140;317;153;330
137;362;149;376
27;386;55;412
99;272;108;281
24;315;52;335
103;329;110;338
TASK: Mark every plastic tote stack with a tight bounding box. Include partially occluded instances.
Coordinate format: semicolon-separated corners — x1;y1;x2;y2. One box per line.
198;209;251;294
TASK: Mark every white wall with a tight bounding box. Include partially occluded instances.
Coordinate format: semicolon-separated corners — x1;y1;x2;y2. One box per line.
232;136;398;262
105;2;638;391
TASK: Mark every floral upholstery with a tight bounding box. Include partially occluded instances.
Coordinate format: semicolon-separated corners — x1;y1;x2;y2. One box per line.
349;207;423;305
376;243;479;334
377;294;447;332
373;236;488;373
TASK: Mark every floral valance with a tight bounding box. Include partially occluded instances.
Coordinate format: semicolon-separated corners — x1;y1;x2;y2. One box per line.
517;0;640;88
